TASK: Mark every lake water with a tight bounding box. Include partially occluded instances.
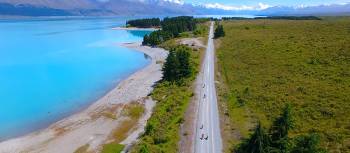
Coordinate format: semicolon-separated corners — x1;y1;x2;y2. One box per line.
0;17;151;141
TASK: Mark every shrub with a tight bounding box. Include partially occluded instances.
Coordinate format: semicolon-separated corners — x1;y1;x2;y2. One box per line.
291;134;327;153
214;25;225;38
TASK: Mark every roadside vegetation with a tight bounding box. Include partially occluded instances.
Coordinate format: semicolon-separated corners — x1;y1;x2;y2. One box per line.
131;45;199;153
130;16;209;152
216;17;350;152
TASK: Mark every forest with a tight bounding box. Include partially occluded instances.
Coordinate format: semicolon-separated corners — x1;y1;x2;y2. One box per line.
142;16;198;46
126;18;161;28
131;44;200;153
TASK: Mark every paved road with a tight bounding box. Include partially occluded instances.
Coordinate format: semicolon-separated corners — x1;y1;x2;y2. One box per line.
195;21;222;153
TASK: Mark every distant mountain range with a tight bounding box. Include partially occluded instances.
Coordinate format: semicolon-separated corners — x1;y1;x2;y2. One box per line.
260;4;350;16
0;0;196;16
0;0;349;16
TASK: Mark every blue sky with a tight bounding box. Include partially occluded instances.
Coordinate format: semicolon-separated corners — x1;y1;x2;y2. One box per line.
185;0;350;6
174;0;350;10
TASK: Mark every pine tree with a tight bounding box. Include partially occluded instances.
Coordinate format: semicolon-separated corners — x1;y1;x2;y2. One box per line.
236;122;272;153
142;35;149;46
162;50;180;81
148;31;161;46
162;46;192;82
214;25;225;39
176;46;192;78
235;104;326;153
270;104;295;152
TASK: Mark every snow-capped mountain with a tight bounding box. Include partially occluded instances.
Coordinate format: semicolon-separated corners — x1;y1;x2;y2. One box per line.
0;0;349;16
260;3;350;16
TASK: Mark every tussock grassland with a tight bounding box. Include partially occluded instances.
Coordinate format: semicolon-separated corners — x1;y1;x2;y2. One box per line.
216;17;350;152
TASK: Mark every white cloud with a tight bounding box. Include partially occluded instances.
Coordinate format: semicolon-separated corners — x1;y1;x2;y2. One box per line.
163;0;185;5
258;2;270;10
204;2;271;11
293;2;350;9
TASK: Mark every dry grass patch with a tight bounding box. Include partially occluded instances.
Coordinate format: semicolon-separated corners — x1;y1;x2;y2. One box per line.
90;104;122;120
100;102;145;153
74;144;90;153
107;102;145;143
111;119;138;143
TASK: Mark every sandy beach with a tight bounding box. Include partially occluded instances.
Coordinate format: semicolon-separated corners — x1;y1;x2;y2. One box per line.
0;42;167;153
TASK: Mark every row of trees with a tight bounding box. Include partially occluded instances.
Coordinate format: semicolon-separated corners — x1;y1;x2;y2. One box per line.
143;16;198;46
214;24;225;39
126;18;161;28
162;45;193;82
194;17;213;23
236;104;326;153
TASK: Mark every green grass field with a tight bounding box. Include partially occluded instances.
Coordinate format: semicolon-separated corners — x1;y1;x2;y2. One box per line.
216;17;350;152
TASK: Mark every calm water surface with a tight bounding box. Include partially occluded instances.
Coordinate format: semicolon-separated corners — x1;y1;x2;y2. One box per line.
0;17;151;140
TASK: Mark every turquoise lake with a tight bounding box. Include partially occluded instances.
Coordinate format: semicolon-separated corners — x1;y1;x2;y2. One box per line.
0;17;151;141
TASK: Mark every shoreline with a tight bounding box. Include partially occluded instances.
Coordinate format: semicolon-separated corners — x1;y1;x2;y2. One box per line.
0;42;167;153
112;27;160;31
